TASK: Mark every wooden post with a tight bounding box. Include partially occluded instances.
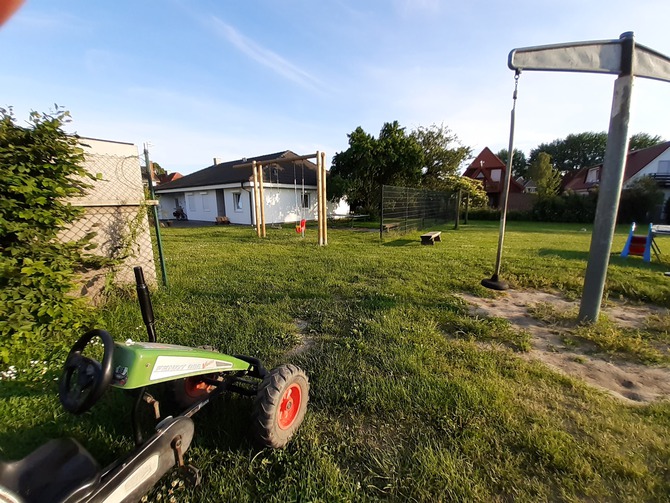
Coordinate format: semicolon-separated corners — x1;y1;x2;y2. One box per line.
252;160;261;237
258;163;267;238
316;151;323;245
321;151;328;245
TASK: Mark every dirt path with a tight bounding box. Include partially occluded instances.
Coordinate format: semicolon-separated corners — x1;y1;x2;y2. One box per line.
459;290;670;404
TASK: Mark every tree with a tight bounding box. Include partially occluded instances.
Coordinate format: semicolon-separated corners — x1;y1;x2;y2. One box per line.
411;124;471;189
618;176;664;223
330;122;422;214
528;152;561;199
496;148;528;179
629;133;664;151
151;161;166;176
529;131;664;175
529;132;607;175
0;107;98;364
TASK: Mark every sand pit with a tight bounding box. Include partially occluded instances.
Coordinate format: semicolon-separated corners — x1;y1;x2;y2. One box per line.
459;290;670;404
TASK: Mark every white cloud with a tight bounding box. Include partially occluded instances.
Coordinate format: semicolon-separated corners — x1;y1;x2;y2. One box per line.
208;16;326;93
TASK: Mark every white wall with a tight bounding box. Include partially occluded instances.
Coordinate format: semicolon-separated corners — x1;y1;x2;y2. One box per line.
183;190;218;222
156;183;350;224
262;186;318;224
157;194;185;220
626;148;670;183
223;188;253;225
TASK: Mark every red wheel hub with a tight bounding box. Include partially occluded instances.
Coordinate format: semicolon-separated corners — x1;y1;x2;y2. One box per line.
278;383;302;430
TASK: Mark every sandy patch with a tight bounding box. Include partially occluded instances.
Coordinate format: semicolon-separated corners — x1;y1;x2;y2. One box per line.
459;290;670;404
285;318;315;357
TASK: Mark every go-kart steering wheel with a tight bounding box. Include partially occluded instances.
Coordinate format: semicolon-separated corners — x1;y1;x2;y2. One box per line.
59;329;114;415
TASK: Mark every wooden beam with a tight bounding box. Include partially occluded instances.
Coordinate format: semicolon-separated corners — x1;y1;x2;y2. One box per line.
252;161;261;237
321;151;328;246
233;153;318;169
258;163;267;238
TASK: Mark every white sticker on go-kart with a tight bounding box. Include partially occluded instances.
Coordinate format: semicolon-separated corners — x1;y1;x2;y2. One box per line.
150;356;233;380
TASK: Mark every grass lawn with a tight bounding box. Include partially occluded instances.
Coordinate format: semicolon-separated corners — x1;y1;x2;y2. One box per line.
2;221;670;502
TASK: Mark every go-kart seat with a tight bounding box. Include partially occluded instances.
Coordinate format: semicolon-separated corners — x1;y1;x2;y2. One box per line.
0;438;100;503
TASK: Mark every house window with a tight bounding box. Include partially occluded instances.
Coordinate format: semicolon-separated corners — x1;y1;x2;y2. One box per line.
490;169;501;182
233;192;243;212
186;193;196;210
201;192;210;212
586;168;599;183
302;193;309;209
658;160;670;174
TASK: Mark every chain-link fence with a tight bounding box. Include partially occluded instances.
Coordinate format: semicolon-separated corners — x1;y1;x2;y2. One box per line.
61;141;157;299
380;185;456;237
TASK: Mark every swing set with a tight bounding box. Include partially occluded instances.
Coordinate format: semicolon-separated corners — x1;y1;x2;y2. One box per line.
484;31;670;323
234;151;328;245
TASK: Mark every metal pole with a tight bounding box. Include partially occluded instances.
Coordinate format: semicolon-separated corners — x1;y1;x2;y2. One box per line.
454;189;462;230
481;72;519;290
143;144;168;288
579;61;635;321
380;185;384;240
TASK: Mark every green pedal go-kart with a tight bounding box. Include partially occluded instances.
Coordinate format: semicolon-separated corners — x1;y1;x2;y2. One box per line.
0;267;309;503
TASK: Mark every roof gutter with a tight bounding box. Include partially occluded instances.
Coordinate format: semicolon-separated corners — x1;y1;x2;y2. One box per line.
240;181;254;226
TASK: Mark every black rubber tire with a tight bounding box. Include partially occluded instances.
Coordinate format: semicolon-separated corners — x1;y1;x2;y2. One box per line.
251;364;309;449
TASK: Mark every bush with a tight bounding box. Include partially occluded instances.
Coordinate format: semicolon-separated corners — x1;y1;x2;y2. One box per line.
0;108;99;365
618;177;664;224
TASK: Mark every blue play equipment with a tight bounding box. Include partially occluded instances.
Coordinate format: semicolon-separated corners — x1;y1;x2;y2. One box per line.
620;222;661;262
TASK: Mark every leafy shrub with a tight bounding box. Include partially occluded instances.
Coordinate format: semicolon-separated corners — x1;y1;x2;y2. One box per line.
0;108;100;364
617;176;664;224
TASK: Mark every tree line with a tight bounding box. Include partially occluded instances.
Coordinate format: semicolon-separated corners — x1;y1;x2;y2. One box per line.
330;122;665;218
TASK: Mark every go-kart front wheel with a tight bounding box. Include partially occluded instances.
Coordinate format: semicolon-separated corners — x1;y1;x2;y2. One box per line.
251;364;309;449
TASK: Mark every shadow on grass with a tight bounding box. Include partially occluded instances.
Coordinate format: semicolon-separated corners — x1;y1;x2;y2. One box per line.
382;239;416;247
538;249;590;261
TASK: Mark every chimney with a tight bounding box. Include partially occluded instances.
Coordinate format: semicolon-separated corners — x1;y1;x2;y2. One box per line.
213;157;222;165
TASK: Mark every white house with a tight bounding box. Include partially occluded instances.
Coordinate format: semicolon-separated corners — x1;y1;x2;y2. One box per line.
564;141;670;222
155;150;349;225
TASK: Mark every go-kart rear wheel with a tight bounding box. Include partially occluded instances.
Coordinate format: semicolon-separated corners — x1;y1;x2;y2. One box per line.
251;364;309;449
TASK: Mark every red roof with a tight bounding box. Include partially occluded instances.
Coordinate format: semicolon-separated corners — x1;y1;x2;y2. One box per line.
157;172;183;184
462;147;524;193
564;141;670;192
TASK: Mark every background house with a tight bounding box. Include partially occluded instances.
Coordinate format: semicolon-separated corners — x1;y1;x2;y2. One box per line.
155;150;349;225
462;147;531;210
564;141;670;221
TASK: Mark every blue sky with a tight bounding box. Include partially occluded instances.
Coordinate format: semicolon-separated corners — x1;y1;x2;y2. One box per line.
2;0;669;174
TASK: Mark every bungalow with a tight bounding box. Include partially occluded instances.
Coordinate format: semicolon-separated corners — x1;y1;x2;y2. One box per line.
154;150;348;225
462;147;528;209
563;141;670;220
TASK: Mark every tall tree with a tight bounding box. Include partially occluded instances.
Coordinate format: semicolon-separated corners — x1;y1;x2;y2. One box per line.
629;133;664;151
330;122;422;214
529;131;664;175
528;152;561;199
412;124;471;189
496;148;528;179
529;132;607;175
